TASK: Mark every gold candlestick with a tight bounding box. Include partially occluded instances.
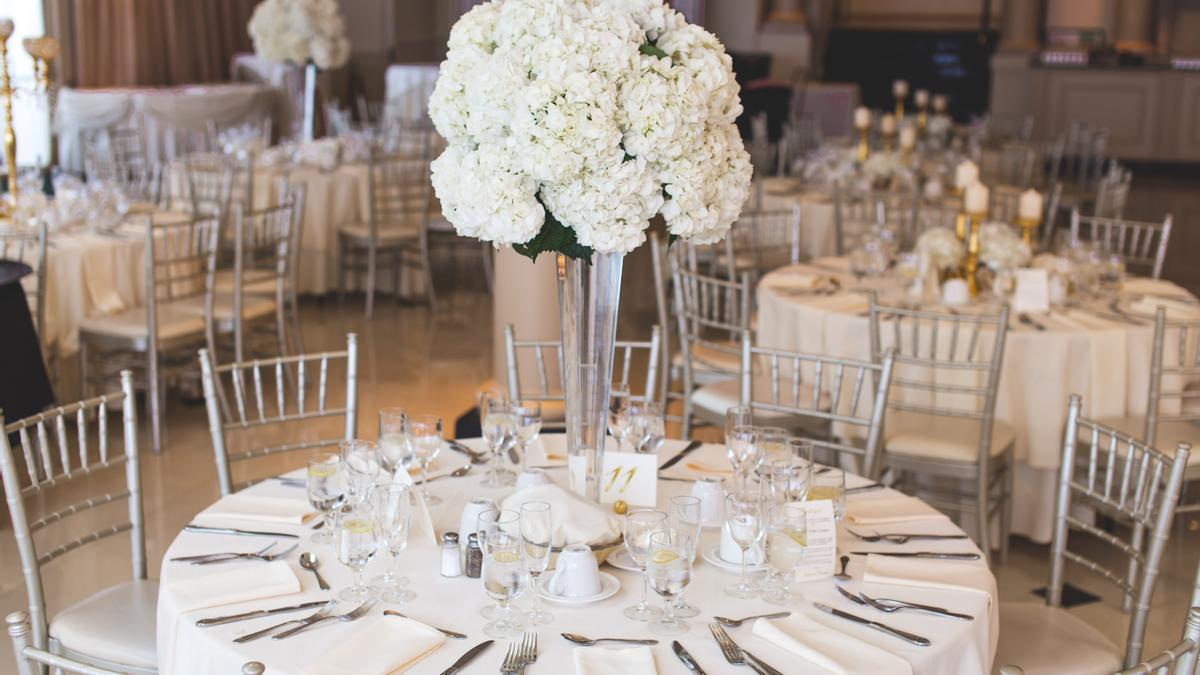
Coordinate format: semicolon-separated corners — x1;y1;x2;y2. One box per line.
964;212;983;297
0;18;16;210
895;98;904;122
1016;215;1040;250
881;130;896;153
856;125;869;162
917;101;928;135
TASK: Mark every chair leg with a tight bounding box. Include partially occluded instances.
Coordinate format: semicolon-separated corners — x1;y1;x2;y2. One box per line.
336;237;346;306
148;350;163;455
1000;454;1014;564
680;363;694;439
77;338;88;401
288;290;305;355
365;243;377;319
275;303;289;359
975;473;991;566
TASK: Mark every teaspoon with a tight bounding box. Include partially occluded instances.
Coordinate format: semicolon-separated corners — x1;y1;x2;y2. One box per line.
561;633;658;646
299;552;330;590
714;611;790;627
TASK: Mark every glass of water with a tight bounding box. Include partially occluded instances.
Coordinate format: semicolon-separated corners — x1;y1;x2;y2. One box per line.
623;509;667;621
336;502;377;602
306;453;345;545
668;495;702;618
482;531;528;639
480;392;517;488
377;407;407;476
764;502;808;605
646;529;693;636
340;439;380;507
608;385;631;450
628;401;665;455
726;426;760;491
519;501;553;625
406;414;443;505
724;491;766;599
809;467;846;521
513;400;542;472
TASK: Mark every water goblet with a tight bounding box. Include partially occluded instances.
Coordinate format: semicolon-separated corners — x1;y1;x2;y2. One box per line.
753;426;790;479
476;509;520;620
341;439;380;507
376;407;407;476
623;509;668;621
482;532;529;639
406;414;443;505
668;495;702;618
726;426;760;491
371;483;415;603
480;392;517;488
519;501;553;624
724;491;766;599
764;503;808;605
306;453;345;545
608;385;631;450
513;400;542;472
629;401;665;455
646;529;693;636
336;503;377;602
809;468;846;521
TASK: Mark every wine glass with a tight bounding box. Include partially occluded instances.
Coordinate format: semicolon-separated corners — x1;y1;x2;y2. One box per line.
646;529;693;636
336;502;377;602
754;427;790;477
513;400;542;472
623;509;667;621
668;495;702;618
726;426;760;491
480;392;518;488
788;438;814;500
809;468;846;521
724;491;766;599
519;501;553;625
377;408;407;475
608;385;631;450
629;401;665;455
340;439;380;507
764;503;808;605
406;414;444;505
306;453;345;545
371;483;415;603
482;531;529;639
476;509;520;620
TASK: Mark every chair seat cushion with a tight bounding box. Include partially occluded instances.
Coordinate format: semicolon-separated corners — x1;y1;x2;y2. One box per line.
339;219;420;243
1095;415;1200;462
884;411;1015;463
79;304;205;342
992;601;1121;675
671;340;741;381
49;579;159;670
213;269;281;295
174;294;277;322
692;377;829;426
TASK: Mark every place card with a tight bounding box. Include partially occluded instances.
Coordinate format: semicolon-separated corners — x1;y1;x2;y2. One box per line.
1013;268;1051;313
793;499;836;582
598;451;659;508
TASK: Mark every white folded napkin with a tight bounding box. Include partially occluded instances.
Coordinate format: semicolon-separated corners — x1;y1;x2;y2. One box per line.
752;614;912;675
845;496;950;526
1123;278;1185;296
501;483;622;548
766;271;827;292
1131;296;1200;320
574;646;658;675
297;616;445;675
863;553;993;598
192;494;315;527
156;560;301;674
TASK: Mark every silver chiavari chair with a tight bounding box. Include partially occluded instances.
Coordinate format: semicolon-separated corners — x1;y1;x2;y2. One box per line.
868;296;1014;562
0;371;156;674
7;611;125;675
832;180;918;255
1070;209;1173;280
78;215;219;454
720;206;802;285
83;124;160;204
997;141;1037;189
1094;166;1132;219
337;152;436;317
733;335;896;478
502;324;661;433
1115;608;1200;675
671;258;752;437
199;333;359;496
1048;122;1110;193
994;394;1190;673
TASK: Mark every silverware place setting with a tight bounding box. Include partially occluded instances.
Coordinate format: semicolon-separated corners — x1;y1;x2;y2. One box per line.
708;623;784;674
438;639;494;675
847;529;969;544
672;640;707;674
271;600;376;639
171;542;275;563
196;600;329;627
812;602;932;647
561;633;658;646
234;600;338;643
1018;312;1046;331
849;550;981;560
713;611;790;628
836;585;974;621
415;464;472;484
299;552;331;590
172;542;297;565
183;524;300;539
500;632;537;675
834;555;852;580
382;610;467;639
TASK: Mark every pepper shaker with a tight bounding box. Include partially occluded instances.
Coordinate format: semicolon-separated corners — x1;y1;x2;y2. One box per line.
465;532;483;578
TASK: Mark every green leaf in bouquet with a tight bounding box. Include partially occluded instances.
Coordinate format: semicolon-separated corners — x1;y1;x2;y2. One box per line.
513;212;594;263
639;42;668;59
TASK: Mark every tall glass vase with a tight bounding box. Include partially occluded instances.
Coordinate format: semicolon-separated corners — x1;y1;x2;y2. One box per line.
301;61;318;142
557;252;623;502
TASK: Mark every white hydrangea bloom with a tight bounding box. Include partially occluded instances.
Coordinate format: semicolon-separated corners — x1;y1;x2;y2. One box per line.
248;0;350;70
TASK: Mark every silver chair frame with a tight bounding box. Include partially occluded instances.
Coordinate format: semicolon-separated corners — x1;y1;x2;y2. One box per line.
7;611;123;675
1070;209;1172;280
721;206;802;285
832;180;920;254
199;333;359;496
1140;308;1200;514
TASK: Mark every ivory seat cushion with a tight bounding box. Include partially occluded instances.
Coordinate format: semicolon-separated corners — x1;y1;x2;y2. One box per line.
50;579;159;670
338;219;420;243
992;601;1121;675
79;305;205;342
672;340;741;377
884;412;1016;462
213;269;280;295
174;294;277;322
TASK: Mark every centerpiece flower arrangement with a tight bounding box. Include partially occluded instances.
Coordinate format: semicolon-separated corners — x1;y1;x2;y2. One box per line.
979;222;1032;270
915;227;965;273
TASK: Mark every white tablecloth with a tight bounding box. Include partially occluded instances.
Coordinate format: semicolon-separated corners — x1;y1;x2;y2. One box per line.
158;437;997;674
756;259;1192;542
384;63;439;123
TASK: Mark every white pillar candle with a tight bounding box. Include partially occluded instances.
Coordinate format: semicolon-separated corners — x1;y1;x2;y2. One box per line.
854;106;871;129
880;114;897;134
1018;188;1044;220
933;94;948;113
965;181;989;214
954;160;979;190
914;89;929;107
893;79;909;98
899;126;916;149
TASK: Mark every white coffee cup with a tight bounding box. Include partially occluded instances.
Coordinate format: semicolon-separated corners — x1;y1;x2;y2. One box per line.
547;544;602;598
942;278;969;306
690;477;725;526
458;497;496;548
515;468;550;490
719;520;765;566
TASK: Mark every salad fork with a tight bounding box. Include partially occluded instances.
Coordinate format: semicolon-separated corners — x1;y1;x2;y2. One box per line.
234;601;337;643
170;542;274;563
709;623;783;675
193;542;298;565
500;642;521;675
272;600;376;639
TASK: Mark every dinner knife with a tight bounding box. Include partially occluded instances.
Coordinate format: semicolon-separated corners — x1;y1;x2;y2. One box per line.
812;602;932;647
658;440;703;470
196;601;328;627
438;639;495;675
844;482;884;494
849;551;980;561
183;525;300;539
672;640;706;674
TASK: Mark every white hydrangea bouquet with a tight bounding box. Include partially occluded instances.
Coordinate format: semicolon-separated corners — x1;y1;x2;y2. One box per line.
428;0;752;260
915;227;965;272
980;222;1032;270
247;0;350;70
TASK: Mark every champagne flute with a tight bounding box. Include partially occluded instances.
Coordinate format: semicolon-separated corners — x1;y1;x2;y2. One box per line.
623;509;667;621
377;407;407;475
519;501;553;624
340;439;380;507
371;483;415;603
336;502;377;602
608;385;631;450
646;529;693;636
513;400;542;472
809;468;846;521
480;392;517;488
724;491;766;599
764;502;808;605
668;495;702;618
406;414;444;505
482;531;528;639
306;453;344;545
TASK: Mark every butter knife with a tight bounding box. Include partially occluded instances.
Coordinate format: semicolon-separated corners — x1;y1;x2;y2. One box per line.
184;525;299;539
812;602;931;647
849;550;980;560
439;639;495;675
659;440;703;470
672;640;706;674
196;601;327;627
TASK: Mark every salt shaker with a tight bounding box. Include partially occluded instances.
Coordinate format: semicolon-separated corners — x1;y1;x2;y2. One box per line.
441;532;462;577
465;532;483;578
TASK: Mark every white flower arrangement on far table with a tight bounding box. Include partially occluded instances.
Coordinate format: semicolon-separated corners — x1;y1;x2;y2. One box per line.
428;0;753;259
980;222;1032;270
862;152;901;188
247;0;350;70
915;227;965;272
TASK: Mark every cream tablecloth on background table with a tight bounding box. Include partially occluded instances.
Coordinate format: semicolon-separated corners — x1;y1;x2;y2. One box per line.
158;437;997;674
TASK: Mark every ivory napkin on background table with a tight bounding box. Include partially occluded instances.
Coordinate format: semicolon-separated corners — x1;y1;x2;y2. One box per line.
192;494;315;526
752;614;912;675
845;496;950;525
574;646;658;675
296;616;446;675
502;483;622;548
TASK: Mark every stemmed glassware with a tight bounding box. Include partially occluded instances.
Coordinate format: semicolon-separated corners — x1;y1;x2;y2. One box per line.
519;501;553;625
724;491;767;599
377;408;407;476
667;495;702;618
477;509;521;621
306;453;345;545
481;531;529;639
341;439;381;507
608;385;631;450
627;401;665;454
405;414;444;505
513;400;542;472
480;392;518;487
787;438;815;500
809;468;846;521
623;509;668;621
336;502;377;602
726;425;760;491
764;503;808;605
754;427;790;477
646;529;694;636
371;483;415;603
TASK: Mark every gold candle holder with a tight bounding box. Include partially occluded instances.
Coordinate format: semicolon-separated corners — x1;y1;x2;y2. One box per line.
917;102;928;135
964;212;983;297
0;18;15;210
856;125;869;162
895;98;904;122
881;130;896;153
1016;215;1040;250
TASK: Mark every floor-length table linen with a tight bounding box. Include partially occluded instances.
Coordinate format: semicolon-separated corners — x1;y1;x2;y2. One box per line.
157;436;998;674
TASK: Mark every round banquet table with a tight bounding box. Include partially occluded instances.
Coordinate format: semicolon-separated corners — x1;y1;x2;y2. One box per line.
756;257;1199;543
158;436;998;674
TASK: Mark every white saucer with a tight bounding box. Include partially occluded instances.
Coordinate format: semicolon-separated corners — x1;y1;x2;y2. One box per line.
538;572;620;605
605;548;640;572
701;545;767;573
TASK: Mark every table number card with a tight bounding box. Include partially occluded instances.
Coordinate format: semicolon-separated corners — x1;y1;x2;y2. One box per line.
792;499;836;582
598;451;659;508
1013;268;1051;314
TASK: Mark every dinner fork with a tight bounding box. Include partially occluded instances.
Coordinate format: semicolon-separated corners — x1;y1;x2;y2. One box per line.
515;632;537;674
500;642;521;675
708;623;783;675
846;529;968;544
857;590;974;621
234;600;337;643
193;542;298;565
271;600;376;639
170;542;274;563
